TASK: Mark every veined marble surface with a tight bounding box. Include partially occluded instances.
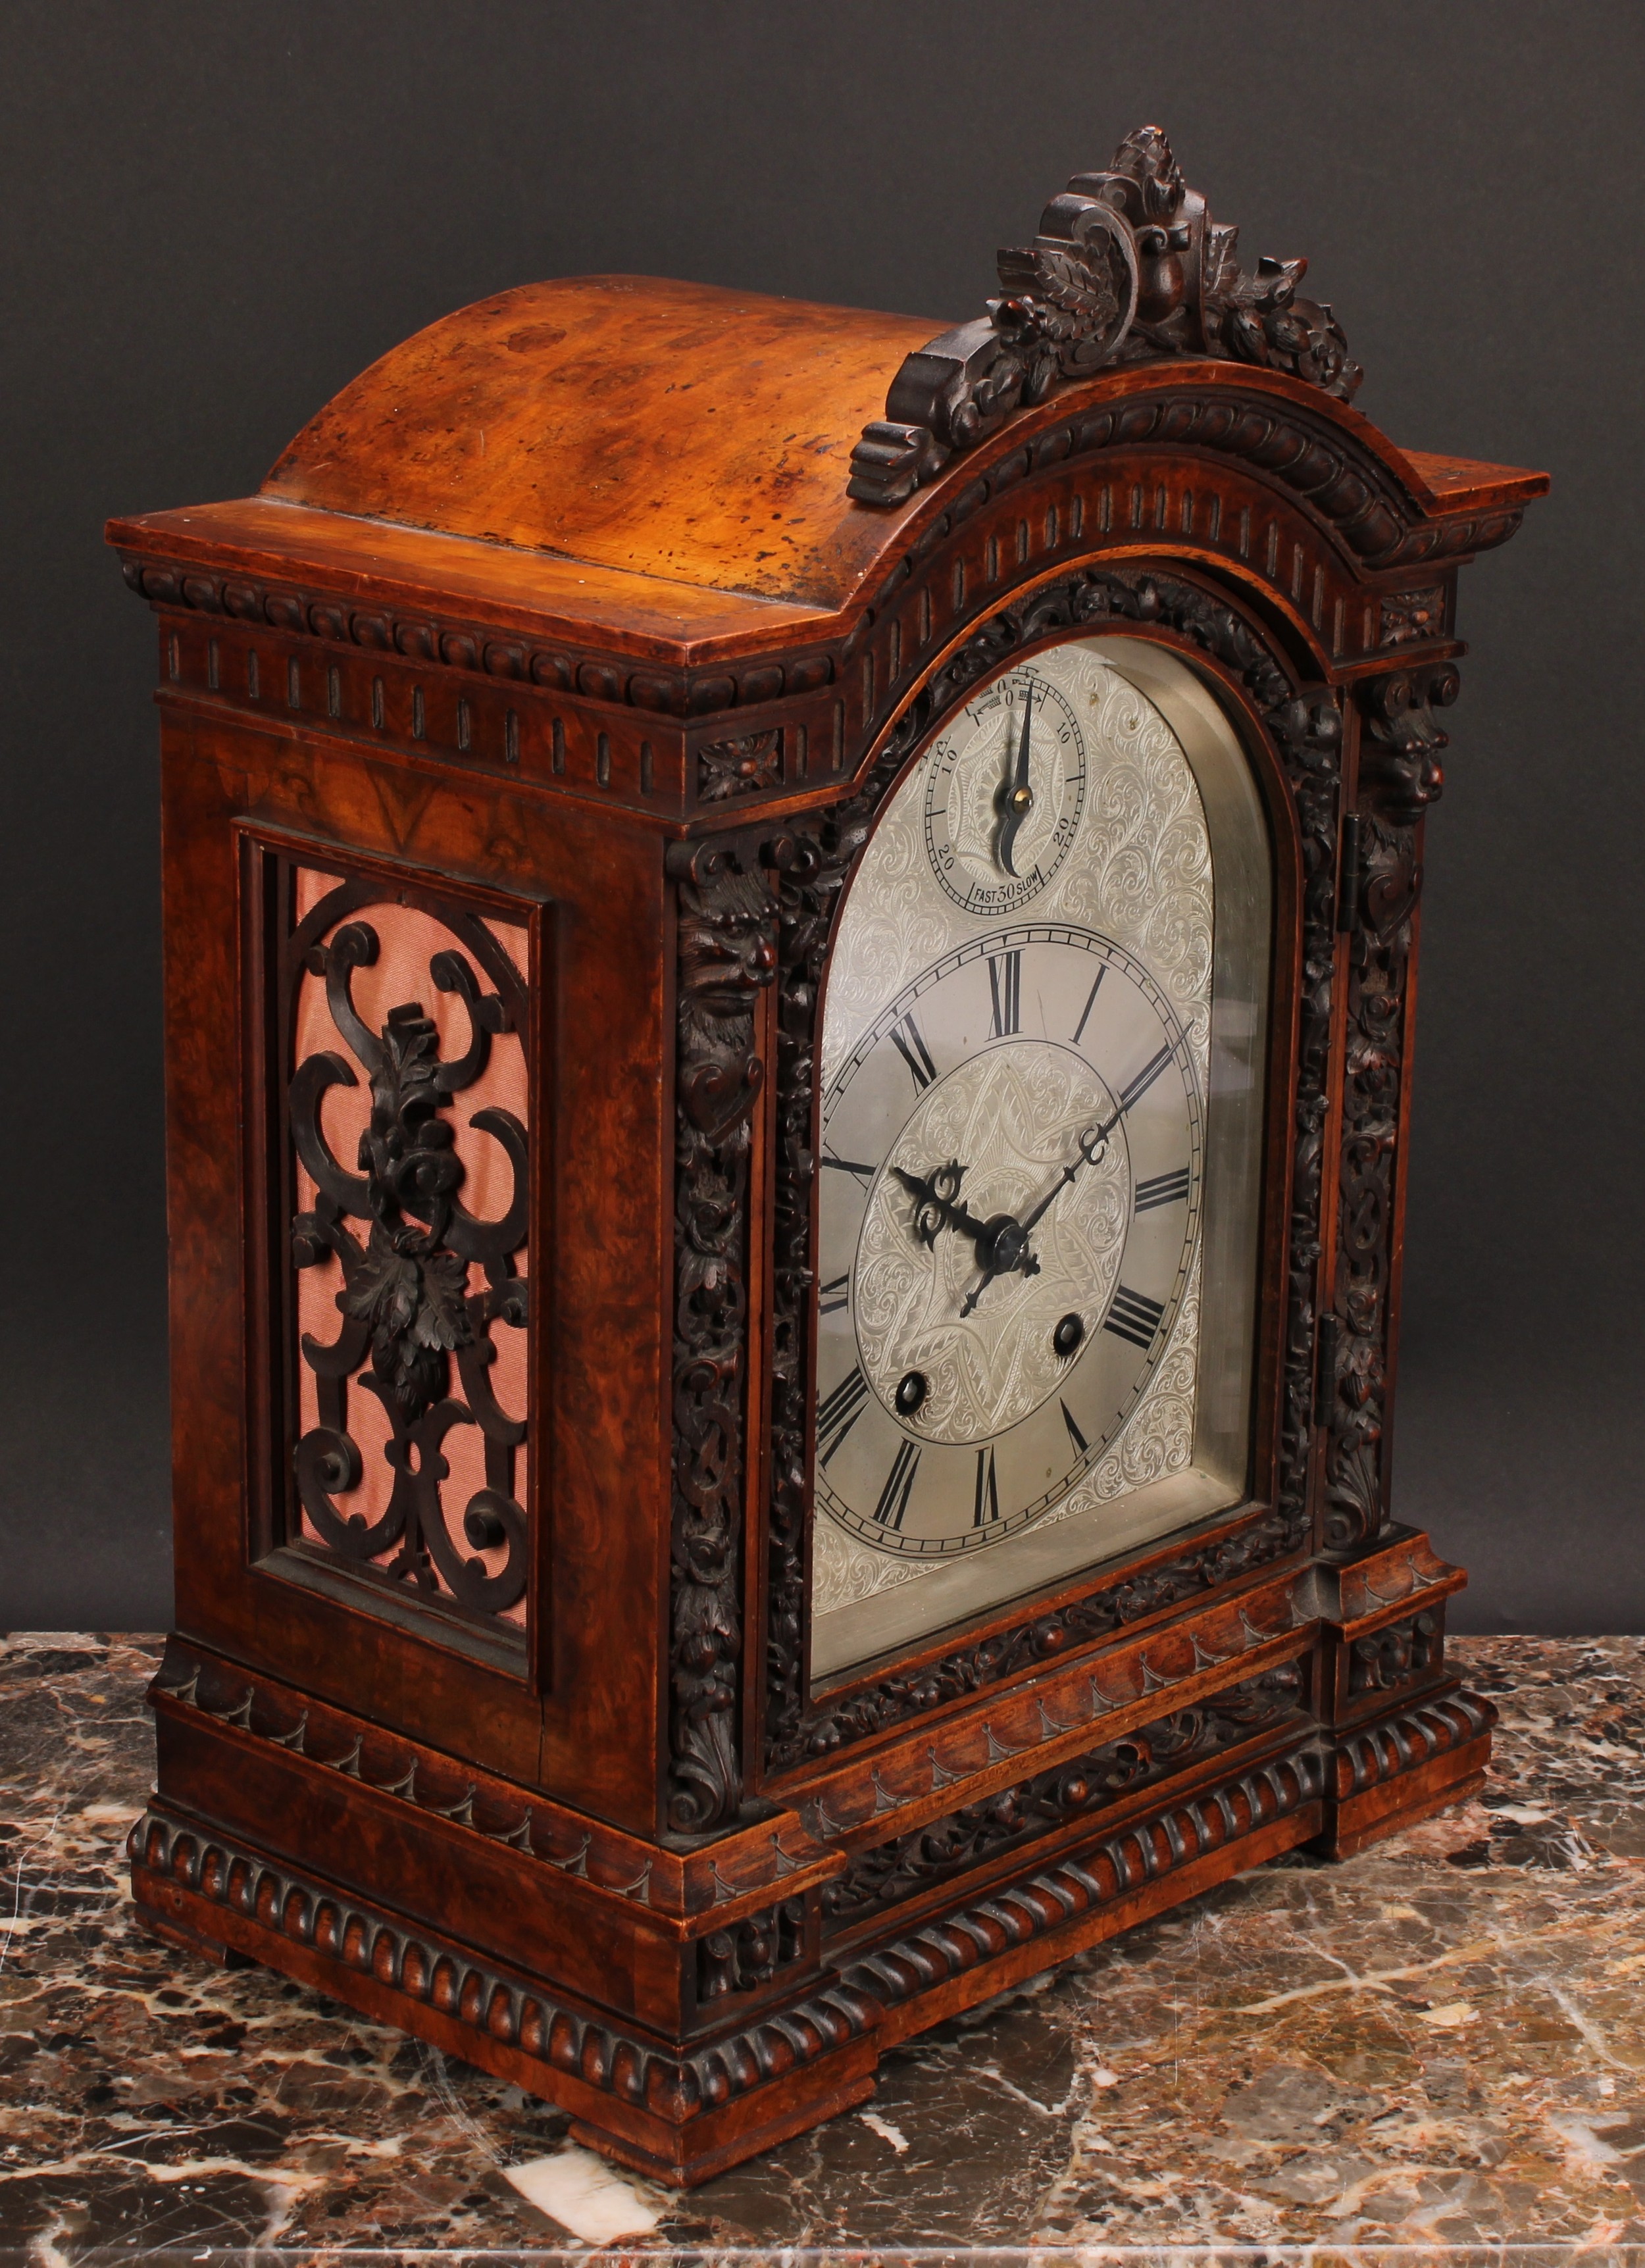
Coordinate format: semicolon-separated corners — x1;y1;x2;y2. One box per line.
1;1632;1642;2265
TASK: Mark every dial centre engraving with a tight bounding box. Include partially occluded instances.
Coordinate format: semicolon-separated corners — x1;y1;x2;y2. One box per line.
853;1041;1130;1445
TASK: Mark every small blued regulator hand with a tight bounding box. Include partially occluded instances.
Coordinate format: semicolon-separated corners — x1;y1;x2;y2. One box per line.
996;690;1036;878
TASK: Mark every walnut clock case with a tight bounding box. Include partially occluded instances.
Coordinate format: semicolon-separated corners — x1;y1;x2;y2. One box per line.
112;128;1546;2186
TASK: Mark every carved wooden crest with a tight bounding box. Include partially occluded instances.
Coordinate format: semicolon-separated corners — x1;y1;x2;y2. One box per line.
849;124;1361;506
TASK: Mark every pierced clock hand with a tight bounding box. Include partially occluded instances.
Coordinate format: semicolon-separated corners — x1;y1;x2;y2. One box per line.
995;689;1036;878
957;1219;1040;1319
892;1160;1041;1317
890;1160;983;1249
1017;1122;1110;1237
957;1122;1107;1319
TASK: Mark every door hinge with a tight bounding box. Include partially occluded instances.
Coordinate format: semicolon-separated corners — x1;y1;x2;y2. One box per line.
1314;1311;1341;1427
1336;810;1363;932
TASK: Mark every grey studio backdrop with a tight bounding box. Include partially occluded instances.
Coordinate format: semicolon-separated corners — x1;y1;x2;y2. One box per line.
3;1;1640;1632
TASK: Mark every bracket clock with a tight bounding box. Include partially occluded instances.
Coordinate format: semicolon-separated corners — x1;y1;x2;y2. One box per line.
113;128;1546;2185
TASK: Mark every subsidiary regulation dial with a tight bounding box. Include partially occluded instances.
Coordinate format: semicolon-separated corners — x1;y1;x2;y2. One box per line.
923;665;1086;915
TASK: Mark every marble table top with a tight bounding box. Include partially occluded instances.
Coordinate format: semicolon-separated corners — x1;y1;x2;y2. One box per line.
0;1632;1641;2265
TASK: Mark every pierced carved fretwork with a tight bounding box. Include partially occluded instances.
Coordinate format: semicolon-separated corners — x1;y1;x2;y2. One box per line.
849;124;1360;505
667;842;782;1834
284;870;530;1622
764;565;1342;1768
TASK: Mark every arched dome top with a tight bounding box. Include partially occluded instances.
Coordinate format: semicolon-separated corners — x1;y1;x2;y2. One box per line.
112;274;1545;669
262;276;940;609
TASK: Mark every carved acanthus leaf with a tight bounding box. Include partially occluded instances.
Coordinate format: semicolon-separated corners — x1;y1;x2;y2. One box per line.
1318;663;1459;1555
667;840;782;1834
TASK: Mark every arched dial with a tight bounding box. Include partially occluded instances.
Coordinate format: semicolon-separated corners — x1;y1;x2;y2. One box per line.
923;665;1087;915
817;926;1204;1557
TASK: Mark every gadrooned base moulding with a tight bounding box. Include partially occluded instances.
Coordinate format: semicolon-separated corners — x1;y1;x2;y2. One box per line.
128;1528;1492;2186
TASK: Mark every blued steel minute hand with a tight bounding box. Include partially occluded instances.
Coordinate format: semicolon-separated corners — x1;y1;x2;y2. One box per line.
1016;1122;1110;1238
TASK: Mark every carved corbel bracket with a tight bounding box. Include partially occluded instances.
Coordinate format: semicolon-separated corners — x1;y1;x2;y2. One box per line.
1357;662;1459;828
849;124;1361;506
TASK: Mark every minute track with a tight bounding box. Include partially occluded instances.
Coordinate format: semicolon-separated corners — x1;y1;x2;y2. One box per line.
815;919;1205;1557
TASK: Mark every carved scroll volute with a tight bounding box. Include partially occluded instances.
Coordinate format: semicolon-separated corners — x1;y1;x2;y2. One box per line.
665;836;787;1835
1322;664;1459;1554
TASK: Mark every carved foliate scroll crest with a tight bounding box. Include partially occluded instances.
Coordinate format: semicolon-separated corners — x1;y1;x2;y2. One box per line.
849;124;1361;506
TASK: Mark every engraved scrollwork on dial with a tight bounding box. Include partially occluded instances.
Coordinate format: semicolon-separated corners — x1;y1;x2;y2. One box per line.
815;914;1203;1568
851;1042;1130;1449
765;564;1336;1765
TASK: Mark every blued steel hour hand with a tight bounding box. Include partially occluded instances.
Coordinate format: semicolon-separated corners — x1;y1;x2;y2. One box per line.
890;1159;982;1249
896;1138;1105;1320
995;689;1036;878
892;1160;1038;1321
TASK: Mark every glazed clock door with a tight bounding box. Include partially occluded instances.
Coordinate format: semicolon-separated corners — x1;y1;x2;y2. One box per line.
810;634;1273;1680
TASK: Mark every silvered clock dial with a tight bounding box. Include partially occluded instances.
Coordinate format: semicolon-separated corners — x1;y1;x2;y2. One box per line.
811;635;1273;1680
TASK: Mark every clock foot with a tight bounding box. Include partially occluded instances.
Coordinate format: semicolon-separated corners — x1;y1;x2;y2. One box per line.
1309;1681;1496;1861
